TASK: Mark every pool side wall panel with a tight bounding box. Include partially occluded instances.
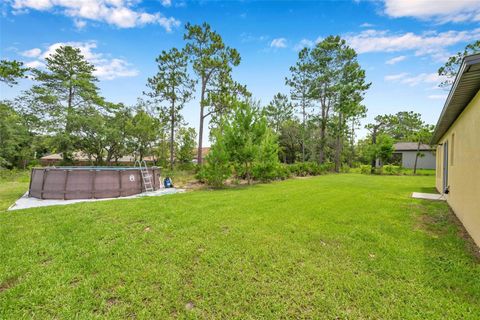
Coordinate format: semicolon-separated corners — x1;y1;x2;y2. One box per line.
29;168;160;200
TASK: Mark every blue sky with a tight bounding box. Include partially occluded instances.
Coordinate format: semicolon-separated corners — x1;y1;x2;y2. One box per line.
1;0;479;143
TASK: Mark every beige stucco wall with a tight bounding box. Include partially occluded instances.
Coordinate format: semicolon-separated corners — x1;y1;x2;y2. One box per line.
436;89;480;246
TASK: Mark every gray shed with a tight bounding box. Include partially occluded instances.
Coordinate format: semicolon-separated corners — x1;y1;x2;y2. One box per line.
392;142;436;169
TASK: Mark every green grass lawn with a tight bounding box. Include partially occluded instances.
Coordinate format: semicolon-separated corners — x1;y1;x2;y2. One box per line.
1;174;479;318
0;170;29;211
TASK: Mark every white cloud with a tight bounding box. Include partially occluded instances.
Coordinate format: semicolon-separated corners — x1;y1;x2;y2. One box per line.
383;0;480;23
270;38;287;48
155;16;180;32
360;22;374;27
402;73;443;86
384;72;445;86
384;73;409;81
428;94;448;100
345;28;480;61
94;58;138;80
240;33;268;43
22;41;139;80
21;47;41;58
385;55;406;65
292;36;323;51
25;60;44;68
161;0;171;7
11;0;180;31
74;18;86;29
294;38;314;51
13;0;51;10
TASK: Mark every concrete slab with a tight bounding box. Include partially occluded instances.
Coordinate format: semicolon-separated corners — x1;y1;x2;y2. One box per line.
411;192;446;201
7;188;185;211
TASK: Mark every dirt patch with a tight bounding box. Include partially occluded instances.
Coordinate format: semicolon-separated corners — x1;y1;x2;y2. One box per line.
221;226;230;234
184;181;205;191
41;257;53;266
0;276;18;293
106;297;120;307
294;176;315;180
69;277;81;287
185;301;195;311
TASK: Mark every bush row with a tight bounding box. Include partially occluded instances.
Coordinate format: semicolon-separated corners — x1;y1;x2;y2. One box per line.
356;164;435;176
197;161;335;186
285;162;334;177
358;164;402;175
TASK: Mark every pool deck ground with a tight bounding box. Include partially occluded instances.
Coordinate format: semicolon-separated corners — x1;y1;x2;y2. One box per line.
7;188;185;211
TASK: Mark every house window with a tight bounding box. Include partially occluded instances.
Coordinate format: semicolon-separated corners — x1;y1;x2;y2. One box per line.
450;133;455;166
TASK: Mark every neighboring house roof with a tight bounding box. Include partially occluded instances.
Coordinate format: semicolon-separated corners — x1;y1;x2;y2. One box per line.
200;147;210;158
191;147;211;163
432;53;480;144
394;142;433;152
40;153;63;160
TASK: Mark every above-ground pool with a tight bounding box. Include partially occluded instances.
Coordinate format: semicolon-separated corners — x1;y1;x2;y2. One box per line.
29;167;161;200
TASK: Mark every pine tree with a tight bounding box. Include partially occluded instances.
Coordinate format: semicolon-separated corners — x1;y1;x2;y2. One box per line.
30;45;104;161
184;22;241;165
199;128;231;187
146;47;195;169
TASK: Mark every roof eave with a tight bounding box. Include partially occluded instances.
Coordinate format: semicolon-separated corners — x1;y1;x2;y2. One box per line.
431;53;480;144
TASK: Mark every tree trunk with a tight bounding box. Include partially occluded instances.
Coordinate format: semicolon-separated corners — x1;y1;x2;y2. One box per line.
334;112;343;173
319;103;328;164
301;101;306;162
64;83;74;162
349;119;355;167
319;117;326;164
197;78;206;166
170;100;175;170
370;127;377;174
413;141;421;175
66;84;73;131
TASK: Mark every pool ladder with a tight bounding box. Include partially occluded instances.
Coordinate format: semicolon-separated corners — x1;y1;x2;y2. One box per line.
135;160;154;192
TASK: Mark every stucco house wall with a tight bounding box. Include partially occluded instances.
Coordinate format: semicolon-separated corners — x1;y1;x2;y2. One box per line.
398;150;436;169
436;90;480;246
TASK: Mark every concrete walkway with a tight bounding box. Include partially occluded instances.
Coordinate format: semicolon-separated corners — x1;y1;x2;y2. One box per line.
8;188;185;211
411;192;446;201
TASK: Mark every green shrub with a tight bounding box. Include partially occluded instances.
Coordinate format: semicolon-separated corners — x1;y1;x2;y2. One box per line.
28;159;40;168
252;130;281;182
321;162;335;173
307;162;322;175
196;162;231;187
176;162;195;171
196;132;231;187
286;162;332;177
360;165;371;174
349;167;361;174
253;162;281;182
287;163;308;176
0;169;30;182
383;165;401;175
276;165;291;180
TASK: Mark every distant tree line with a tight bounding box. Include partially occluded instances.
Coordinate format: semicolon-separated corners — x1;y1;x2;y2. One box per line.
0;25;477;183
0;46;197;169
